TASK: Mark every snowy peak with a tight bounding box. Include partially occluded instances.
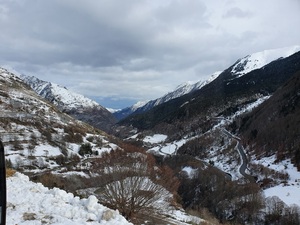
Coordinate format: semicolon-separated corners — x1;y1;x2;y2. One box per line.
20;75;103;111
171;72;220;100
114;73;219;120
131;100;149;110
231;45;300;77
20;74;117;133
155;73;218;106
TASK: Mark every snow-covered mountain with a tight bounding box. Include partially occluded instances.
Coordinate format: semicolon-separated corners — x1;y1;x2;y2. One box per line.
21;75;102;110
120;49;300;224
0;67;115;168
231;45;300;77
115;45;300;121
1;67;202;225
114;72;220;120
20;75;116;132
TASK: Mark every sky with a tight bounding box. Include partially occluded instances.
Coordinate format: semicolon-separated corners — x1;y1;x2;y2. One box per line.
0;0;299;109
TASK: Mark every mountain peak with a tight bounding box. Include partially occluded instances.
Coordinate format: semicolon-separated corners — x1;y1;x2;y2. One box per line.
231;45;300;77
20;75;103;110
20;74;117;132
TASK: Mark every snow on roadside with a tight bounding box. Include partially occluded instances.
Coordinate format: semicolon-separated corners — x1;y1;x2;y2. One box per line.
211;96;270;132
7;172;132;225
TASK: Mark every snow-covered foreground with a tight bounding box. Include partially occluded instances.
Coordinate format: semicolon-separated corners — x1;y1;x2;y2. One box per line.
7;173;132;225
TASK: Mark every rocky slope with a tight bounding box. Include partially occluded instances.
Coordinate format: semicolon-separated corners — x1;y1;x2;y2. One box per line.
0;67;117;169
20;75;116;133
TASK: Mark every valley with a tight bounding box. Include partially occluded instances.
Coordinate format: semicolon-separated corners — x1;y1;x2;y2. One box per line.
1;46;300;224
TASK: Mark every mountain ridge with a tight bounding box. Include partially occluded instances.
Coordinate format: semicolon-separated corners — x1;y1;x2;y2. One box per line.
114;72;220;120
115;45;300;121
20;75;117;133
118;48;300;134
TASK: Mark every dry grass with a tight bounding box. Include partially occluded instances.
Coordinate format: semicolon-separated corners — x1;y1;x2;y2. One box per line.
6;168;16;177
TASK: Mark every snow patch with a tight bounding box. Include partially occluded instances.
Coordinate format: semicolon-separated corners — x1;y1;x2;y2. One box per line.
253;155;300;207
143;134;167;144
264;185;300;207
182;166;197;178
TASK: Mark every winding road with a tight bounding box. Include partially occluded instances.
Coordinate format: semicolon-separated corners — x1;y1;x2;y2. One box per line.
222;129;256;183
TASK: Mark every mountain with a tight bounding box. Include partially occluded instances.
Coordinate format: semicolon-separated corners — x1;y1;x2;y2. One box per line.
0;69;132;225
1;67;202;225
239;71;300;169
20;75;117;133
114;72;220;120
118;47;300;134
118;47;300;224
0;67;113;165
231;45;300;77
115;46;300;121
113;100;149;120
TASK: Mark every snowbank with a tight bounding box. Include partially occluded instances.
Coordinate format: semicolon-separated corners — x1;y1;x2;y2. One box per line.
7;172;132;225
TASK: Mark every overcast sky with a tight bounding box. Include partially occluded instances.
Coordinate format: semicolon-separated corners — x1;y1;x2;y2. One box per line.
0;0;299;109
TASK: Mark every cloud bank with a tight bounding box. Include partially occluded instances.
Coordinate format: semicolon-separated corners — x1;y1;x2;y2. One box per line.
0;0;299;108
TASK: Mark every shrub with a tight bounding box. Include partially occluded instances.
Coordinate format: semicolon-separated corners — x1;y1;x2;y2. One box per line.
78;143;92;156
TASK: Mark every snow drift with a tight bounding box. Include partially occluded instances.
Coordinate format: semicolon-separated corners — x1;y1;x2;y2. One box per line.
7;172;132;225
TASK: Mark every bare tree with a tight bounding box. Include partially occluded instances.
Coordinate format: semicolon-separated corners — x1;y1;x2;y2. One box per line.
91;145;177;220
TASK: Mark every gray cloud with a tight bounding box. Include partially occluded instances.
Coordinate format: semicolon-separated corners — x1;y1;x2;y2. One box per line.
0;0;299;108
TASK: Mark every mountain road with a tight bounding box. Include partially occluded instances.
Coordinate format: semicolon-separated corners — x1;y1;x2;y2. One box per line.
222;129;256;183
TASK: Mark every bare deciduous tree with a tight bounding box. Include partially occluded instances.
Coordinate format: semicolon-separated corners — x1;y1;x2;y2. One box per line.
91;144;178;220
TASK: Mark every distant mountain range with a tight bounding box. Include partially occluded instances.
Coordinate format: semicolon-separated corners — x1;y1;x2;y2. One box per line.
118;46;300;132
20;75;116;133
115;46;300;120
114;72;220;120
15;45;300;135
